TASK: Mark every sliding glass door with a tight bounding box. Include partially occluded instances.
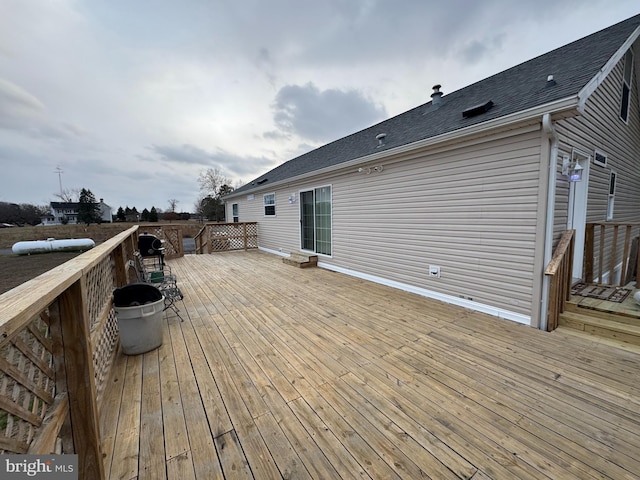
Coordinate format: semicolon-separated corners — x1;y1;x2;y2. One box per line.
300;186;331;255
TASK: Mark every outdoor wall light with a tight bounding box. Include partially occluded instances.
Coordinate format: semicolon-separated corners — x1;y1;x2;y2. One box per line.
562;155;584;182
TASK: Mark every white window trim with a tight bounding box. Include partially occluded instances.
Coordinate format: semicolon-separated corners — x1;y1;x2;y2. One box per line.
593;149;608;168
607;170;617;221
232;203;239;222
620;49;633;124
263;192;276;217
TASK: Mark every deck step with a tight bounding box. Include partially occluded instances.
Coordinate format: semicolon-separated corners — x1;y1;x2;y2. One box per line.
558;310;640;346
564;301;640;325
554;327;640;354
282;252;318;268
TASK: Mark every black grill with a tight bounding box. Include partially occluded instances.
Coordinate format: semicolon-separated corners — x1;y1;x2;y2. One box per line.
138;233;165;258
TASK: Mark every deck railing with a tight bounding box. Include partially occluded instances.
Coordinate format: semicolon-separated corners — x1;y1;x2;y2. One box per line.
194;222;258;253
0;224;182;478
545;229;575;331
584;222;640;286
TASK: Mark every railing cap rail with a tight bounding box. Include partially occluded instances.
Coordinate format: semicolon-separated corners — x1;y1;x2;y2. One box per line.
545;229;575;276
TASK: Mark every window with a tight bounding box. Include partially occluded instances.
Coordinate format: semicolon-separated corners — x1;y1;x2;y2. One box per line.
593;150;607;168
607;170;617;220
263;193;276;216
300;186;332;255
620;49;633;122
232;203;239;223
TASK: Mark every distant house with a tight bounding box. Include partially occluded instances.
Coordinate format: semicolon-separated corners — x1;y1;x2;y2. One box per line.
41;199;113;225
224;14;640;329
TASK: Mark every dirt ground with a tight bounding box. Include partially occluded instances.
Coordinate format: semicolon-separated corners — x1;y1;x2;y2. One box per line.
0;221;203;295
0;252;81;295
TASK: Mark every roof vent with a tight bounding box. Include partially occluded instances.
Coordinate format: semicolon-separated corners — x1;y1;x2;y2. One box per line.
257;178;268;185
375;133;387;147
462;100;494;119
546;75;556;87
431;84;443;107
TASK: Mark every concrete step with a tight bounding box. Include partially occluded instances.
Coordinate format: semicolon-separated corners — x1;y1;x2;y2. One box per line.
282;252;318;268
558;310;640;346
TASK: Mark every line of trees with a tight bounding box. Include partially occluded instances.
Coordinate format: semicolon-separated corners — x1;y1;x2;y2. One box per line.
0;202;48;226
113;205;191;223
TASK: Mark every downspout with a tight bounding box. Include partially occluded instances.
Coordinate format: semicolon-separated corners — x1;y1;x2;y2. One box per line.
540;113;558;331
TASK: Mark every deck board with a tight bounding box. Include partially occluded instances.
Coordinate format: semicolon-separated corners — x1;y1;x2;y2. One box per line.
101;251;640;479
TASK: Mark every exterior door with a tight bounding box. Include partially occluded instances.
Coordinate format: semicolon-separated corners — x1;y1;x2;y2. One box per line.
567;150;590;280
300;191;315;251
300;186;332;255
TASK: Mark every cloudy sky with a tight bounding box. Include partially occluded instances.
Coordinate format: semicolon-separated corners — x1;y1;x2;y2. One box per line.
1;1;638;214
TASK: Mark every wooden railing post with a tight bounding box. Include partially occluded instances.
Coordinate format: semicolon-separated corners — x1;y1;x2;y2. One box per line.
584;223;594;283
243;223;248;251
637;232;640;287
545;230;575;331
48;299;74;454
58;279;105;480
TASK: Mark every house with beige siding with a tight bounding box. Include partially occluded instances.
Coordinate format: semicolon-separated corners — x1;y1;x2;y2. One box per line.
224;14;640;330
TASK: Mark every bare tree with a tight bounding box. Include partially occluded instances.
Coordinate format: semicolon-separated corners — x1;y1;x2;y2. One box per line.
167;198;179;213
198;167;232;198
53;188;80;203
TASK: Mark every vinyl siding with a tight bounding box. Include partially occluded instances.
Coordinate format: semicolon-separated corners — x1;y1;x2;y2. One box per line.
555;41;640;278
232;125;543;319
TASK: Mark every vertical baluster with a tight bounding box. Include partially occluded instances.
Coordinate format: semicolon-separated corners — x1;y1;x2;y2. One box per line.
620;225;631;285
598;224;605;283
610;225;618;285
636;226;640;287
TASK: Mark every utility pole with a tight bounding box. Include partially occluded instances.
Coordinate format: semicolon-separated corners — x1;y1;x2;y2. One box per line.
54;166;64;197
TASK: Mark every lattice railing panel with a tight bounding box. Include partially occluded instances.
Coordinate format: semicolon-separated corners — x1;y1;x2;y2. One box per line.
206;223;258;252
148;226;183;258
0;310;56;454
92;309;119;407
245;223;258;248
86;256;116;332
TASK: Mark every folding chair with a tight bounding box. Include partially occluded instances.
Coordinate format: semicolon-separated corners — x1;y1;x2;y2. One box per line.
133;251;184;321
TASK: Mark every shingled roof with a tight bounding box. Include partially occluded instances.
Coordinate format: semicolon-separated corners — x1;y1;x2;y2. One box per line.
229;14;640;197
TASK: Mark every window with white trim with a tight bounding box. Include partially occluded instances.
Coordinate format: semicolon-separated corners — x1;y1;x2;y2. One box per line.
620;49;633;122
607;170;617;220
593;150;607;168
232;203;239;222
263;193;276;216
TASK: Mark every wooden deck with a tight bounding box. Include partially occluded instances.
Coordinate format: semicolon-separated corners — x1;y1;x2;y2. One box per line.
101;251;640;480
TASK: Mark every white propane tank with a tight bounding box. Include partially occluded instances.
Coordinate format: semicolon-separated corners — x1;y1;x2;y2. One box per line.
12;238;95;255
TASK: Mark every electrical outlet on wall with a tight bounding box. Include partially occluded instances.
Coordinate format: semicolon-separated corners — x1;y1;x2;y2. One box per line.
428;265;441;278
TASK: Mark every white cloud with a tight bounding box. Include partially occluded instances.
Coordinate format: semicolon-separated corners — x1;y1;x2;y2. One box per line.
270;82;387;143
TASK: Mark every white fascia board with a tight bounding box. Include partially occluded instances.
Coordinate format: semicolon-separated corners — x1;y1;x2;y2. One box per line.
225;96;579;200
578;24;640;113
